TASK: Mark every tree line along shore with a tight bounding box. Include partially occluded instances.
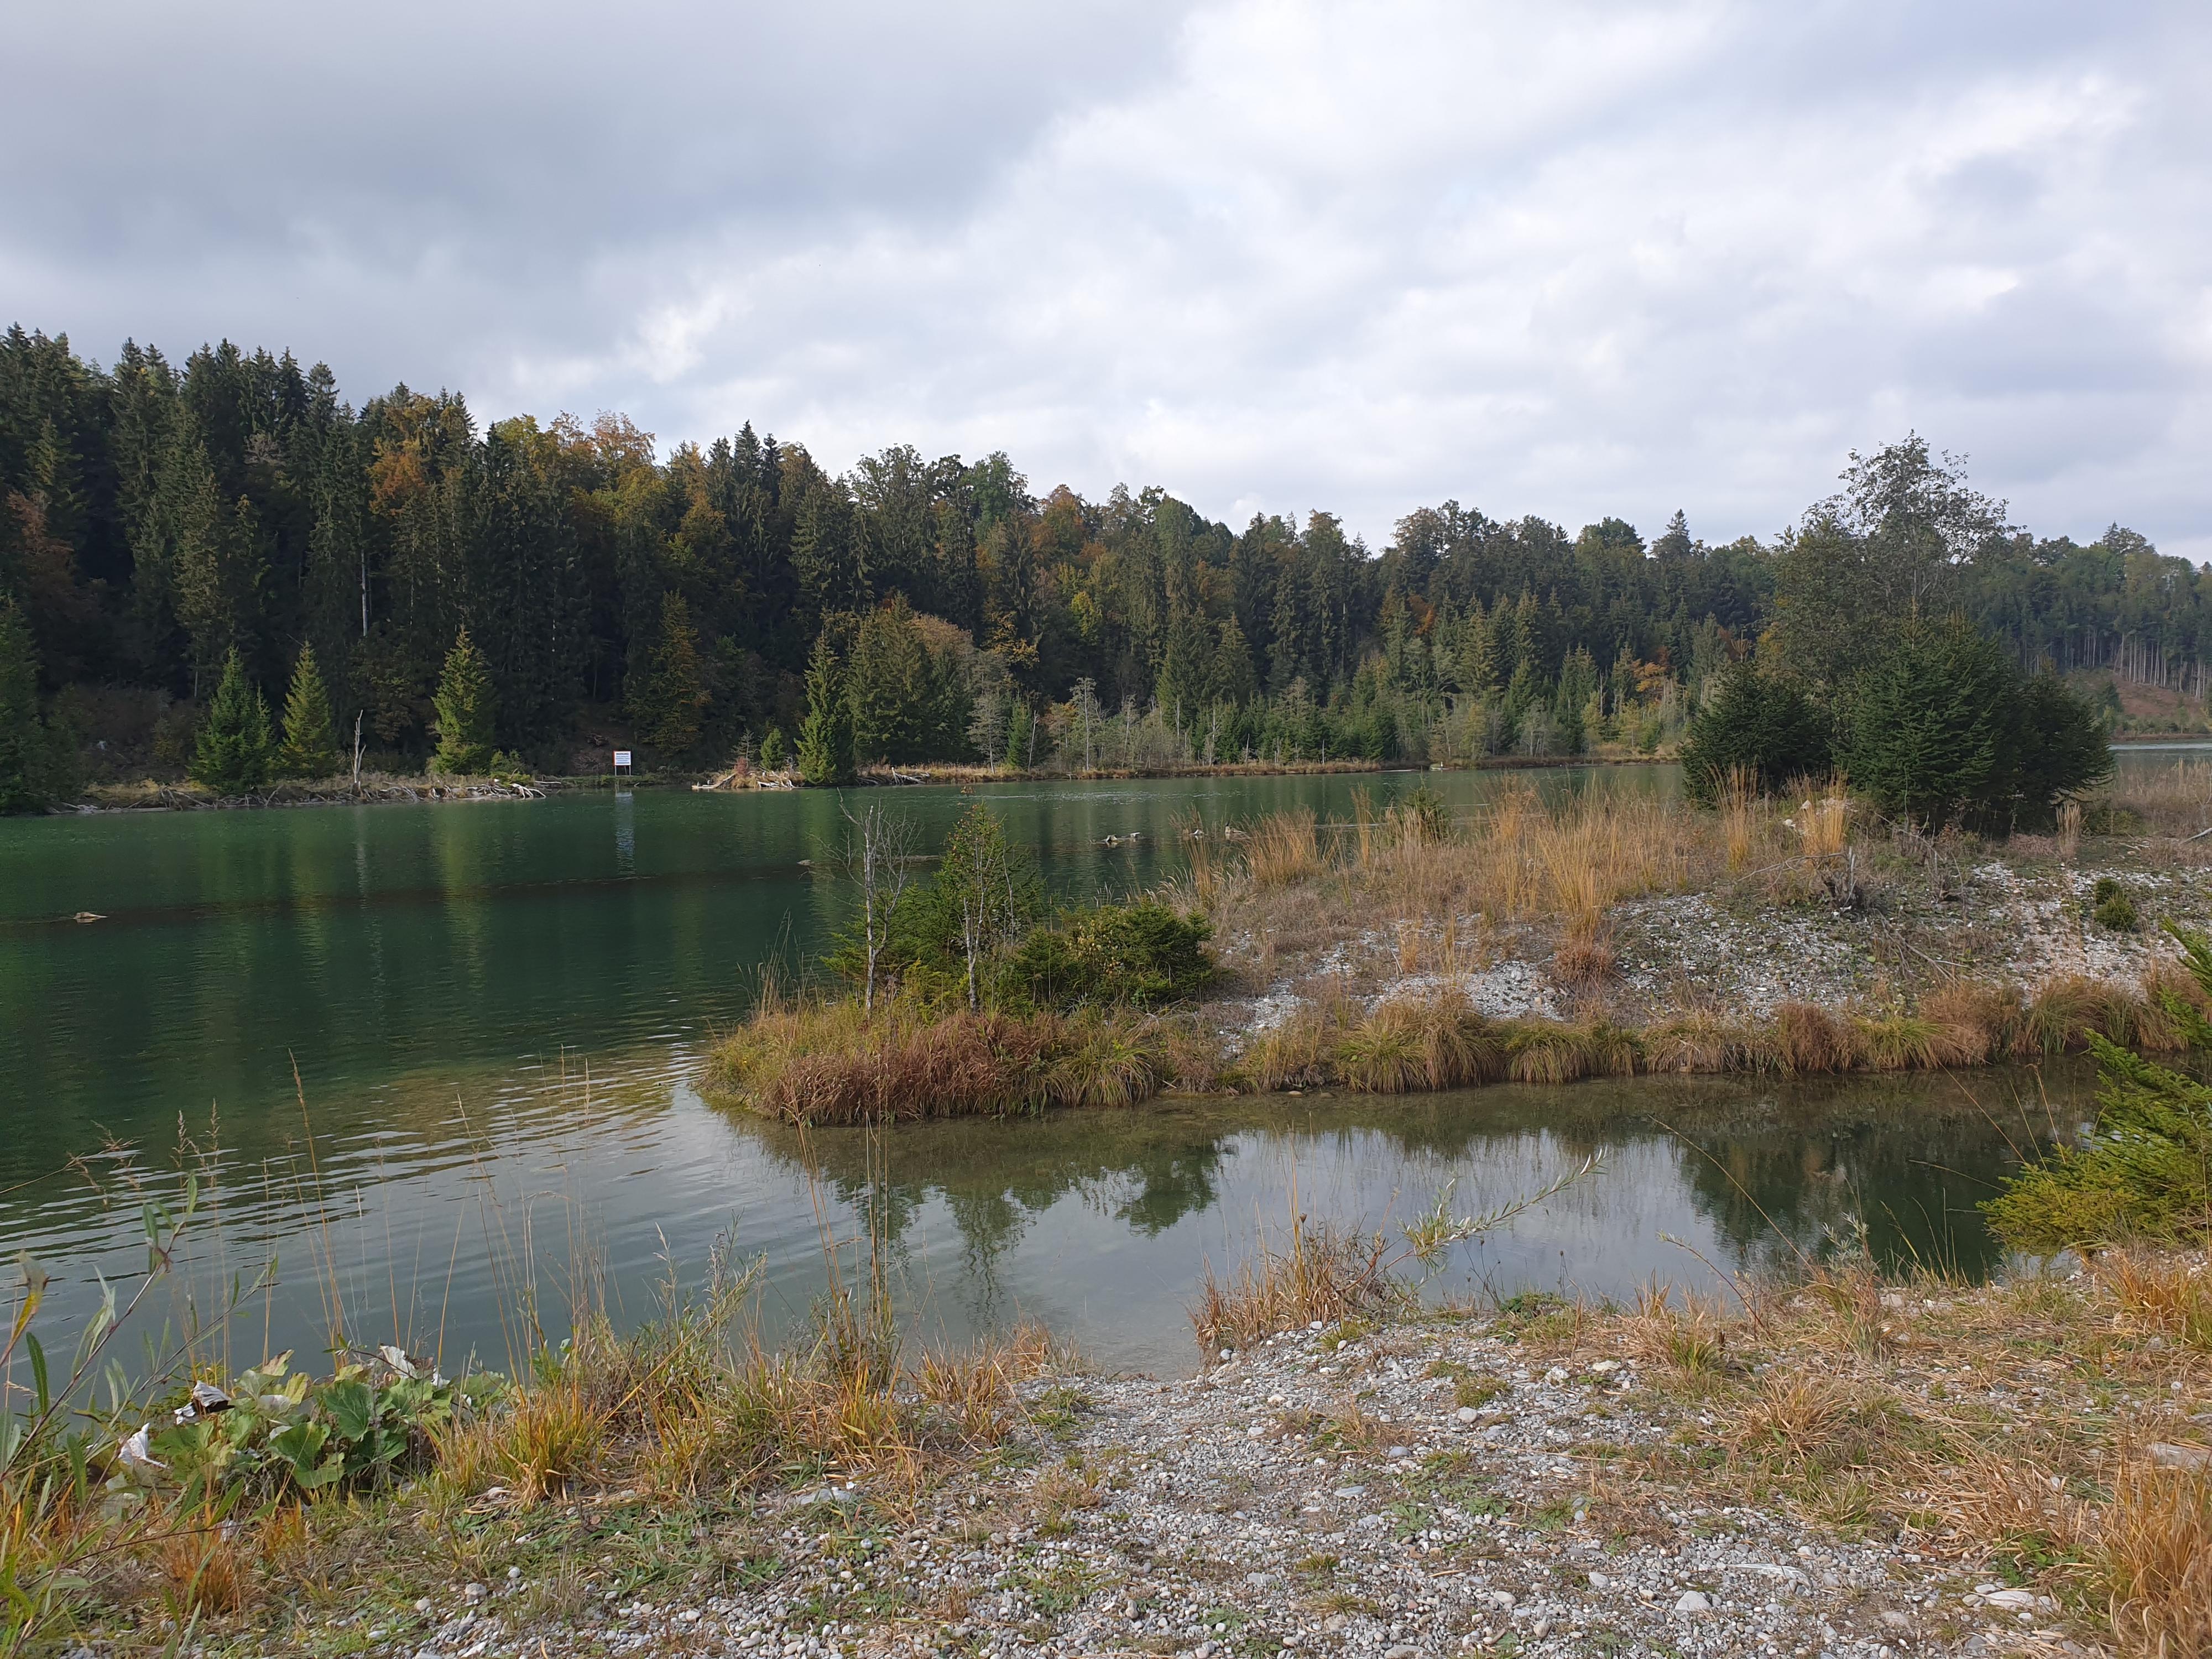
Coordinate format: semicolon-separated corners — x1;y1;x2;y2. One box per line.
7;320;2210;811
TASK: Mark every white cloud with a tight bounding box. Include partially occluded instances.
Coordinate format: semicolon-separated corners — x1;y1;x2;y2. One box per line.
7;0;2209;557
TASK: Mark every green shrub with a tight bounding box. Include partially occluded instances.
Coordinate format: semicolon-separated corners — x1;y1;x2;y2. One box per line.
1679;665;1830;804
999;901;1214;1011
1986;924;2212;1249
2091;877;2139;933
1983;1037;2212;1250
1839;617;2109;832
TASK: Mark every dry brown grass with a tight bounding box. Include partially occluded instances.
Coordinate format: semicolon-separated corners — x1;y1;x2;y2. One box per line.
1192;1222;1397;1354
706;1000;1167;1124
158;1520;250;1619
2090;1461;2212;1658
1924;982;2024;1065
1620;1285;1731;1380
1331;993;1505;1093
1246;808;1322;888
2097;1252;2212;1353
916;1326;1057;1446
2110;757;2212;839
1551;924;1618;989
1775;1001;1854;1073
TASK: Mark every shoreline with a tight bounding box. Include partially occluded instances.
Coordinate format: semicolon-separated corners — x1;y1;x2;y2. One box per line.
39;1251;2207;1658
40;752;1671;815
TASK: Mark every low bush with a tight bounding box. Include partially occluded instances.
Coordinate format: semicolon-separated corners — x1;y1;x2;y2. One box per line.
998;901;1214;1012
1983;1037;2212;1251
2093;876;2141;933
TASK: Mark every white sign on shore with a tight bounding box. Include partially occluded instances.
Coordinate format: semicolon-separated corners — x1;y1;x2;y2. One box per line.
613;750;633;768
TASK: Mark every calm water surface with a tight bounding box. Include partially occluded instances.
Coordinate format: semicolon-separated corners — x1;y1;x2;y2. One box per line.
0;764;2107;1375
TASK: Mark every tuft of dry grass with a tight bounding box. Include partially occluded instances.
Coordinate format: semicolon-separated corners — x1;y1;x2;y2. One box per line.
1552;924;1618;989
1644;1010;1778;1075
1774;1001;1854;1073
2088;1461;2212;1659
916;1326;1056;1446
2098;1252;2212;1353
1924;982;2023;1066
1192;1222;1397;1354
1246;808;1323;888
1621;1285;1731;1380
159;1520;250;1619
1332;993;1505;1093
1853;1012;1940;1072
707;1001;1167;1125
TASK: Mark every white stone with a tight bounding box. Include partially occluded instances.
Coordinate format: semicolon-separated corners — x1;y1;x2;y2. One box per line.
1674;1592;1712;1614
2147;1441;2211;1470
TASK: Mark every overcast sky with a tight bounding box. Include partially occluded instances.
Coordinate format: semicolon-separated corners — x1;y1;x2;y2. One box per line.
7;1;2209;559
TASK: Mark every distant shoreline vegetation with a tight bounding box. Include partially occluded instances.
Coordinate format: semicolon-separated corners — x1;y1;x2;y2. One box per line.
4;323;2209;814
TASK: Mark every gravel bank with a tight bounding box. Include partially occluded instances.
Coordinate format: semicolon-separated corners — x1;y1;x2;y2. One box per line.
382;1311;2137;1659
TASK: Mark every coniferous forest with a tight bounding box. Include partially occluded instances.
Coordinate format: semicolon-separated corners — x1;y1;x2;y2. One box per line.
2;325;2208;803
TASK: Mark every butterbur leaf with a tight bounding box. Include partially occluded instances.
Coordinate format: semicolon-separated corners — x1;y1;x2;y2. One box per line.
320;1378;377;1442
268;1418;331;1484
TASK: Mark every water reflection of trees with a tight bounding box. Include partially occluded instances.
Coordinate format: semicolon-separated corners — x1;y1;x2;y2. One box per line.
753;1065;2075;1297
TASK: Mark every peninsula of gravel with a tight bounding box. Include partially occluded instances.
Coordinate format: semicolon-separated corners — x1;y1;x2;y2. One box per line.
162;1250;2206;1659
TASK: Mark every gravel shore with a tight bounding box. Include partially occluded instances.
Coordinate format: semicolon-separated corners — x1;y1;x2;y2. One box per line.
381;1297;2167;1659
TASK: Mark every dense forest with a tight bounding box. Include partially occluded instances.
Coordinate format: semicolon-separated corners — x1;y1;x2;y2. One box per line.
2;325;2208;795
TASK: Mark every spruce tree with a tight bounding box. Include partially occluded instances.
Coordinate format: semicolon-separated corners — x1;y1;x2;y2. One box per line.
632;593;709;755
795;635;854;785
191;647;273;793
431;629;497;775
1679;665;1831;804
1004;699;1034;770
759;727;786;769
275;644;342;777
0;602;52;813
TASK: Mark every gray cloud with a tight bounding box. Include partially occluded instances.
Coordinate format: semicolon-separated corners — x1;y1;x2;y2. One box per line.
7;0;2208;558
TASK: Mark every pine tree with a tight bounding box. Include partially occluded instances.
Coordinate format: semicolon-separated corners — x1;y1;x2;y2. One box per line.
0;602;53;813
191;647;273;793
275;643;342;776
796;635;855;785
431;629;497;775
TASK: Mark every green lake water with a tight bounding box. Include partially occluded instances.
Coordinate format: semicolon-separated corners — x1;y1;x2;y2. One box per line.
0;764;2114;1376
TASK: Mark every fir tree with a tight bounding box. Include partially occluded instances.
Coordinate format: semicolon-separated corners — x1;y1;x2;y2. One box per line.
795;635;854;785
759;727;787;769
1004;698;1034;770
430;629;497;775
0;602;54;813
191;646;273;793
273;644;342;777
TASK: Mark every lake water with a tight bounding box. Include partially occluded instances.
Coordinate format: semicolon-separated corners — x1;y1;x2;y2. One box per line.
0;763;2114;1378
